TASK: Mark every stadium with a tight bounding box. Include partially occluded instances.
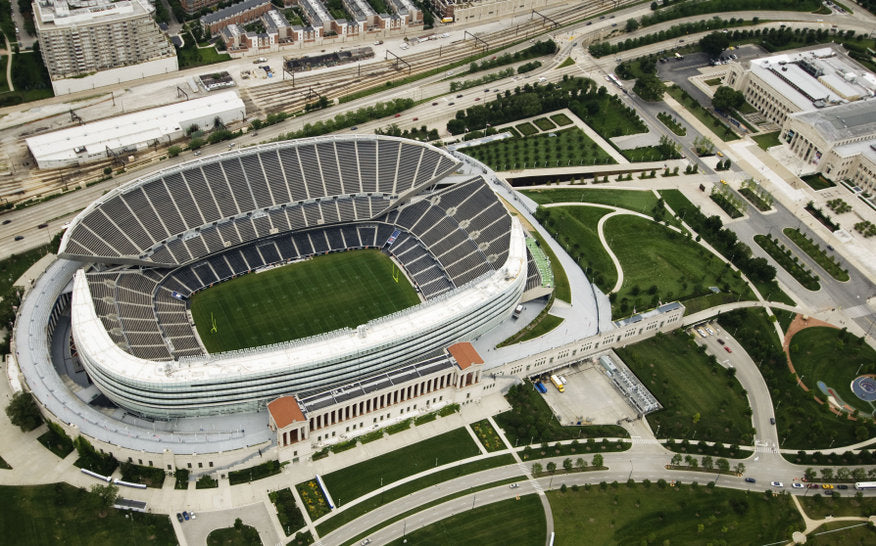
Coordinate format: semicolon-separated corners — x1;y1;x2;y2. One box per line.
58;135;530;419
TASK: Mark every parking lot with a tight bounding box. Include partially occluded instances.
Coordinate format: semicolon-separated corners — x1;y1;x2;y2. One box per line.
540;361;640;426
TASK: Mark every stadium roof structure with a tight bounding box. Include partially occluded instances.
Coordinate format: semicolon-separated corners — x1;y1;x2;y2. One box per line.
26;91;245;168
65;135;528;417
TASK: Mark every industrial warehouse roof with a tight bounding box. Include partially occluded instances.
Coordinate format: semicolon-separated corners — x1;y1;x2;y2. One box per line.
25;91;245;166
791;99;876;143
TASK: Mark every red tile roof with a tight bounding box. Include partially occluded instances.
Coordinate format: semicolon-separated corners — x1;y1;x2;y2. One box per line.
268;396;305;428
447;342;484;370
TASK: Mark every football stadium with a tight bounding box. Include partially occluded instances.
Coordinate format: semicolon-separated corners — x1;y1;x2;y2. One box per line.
59;135;529;418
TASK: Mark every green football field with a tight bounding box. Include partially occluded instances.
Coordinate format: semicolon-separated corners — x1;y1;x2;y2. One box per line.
189;250;420;353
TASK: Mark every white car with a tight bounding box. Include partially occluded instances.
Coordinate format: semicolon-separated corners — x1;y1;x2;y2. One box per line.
792;482;804;489
510;483;519;489
771;481;783;487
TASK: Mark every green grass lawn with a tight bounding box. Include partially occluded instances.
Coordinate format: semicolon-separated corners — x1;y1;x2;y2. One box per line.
753;131;781;150
799;495;876;518
606;215;752;317
548;483;803;545
666;85;738;142
190;250;419;352
789;327;876;415
177;43;231;69
533;117;556;131
615;331;754;445
621;145;682;162
515;122;538;136
269;488;305;537
772;308;797;334
0;483;175;545
316;455;515;536
386;495;545;546
536;206;615;292
206;523;261;545
800;173;836;191
717;308;876;449
550;113;573;126
464;127;615;170
515;313;563;342
37;428;74;458
320;428;480;505
523;188;660;215
807;523;876;546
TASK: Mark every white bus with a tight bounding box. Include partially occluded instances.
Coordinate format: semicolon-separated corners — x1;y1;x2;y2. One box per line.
854;481;876;490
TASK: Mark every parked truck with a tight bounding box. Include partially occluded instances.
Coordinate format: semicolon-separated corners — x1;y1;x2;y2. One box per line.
534;381;548;394
550;375;564;393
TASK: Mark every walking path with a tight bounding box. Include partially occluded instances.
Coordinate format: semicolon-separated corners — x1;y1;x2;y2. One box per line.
3;36;12;92
790;494;874;544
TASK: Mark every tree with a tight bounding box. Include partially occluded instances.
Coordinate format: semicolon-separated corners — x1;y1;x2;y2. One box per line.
5;392;43;432
626;18;640;32
734;462;746;475
699;32;730;58
532;462;543;475
702;456;714;470
90;483;119;511
575;457;587;470
188;137;205;150
820;468;834;481
592;454;604;468
546;461;557;473
563;458;573;471
633;74;666;102
234;517;243;530
712;86;745;112
671;453;683;466
805;468;817;481
167;145;182;158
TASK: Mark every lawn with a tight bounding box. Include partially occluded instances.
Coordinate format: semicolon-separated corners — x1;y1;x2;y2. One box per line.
533;117;556;131
177;43;232;69
605;215;752;317
206;523;261;545
315;454;515;536
523;188;661;215
666;85;738;142
495;383;630;445
717;308;876;449
614;331;754;445
753;131;781;150
0;483;175;545
464;127;616;171
470;420;505;452
789;326;876;416
550;113;573;126
772;308;797;333
269;488;306;536
548;482;803;545
190;250;419;352
807;523;876;545
515;313;564;342
515;122;538;136
799;495;876;518
37;428;74;458
801;173;836;191
320;428;480;505
535;206;615;293
754;234;820;291
228;459;282;485
120;462;166;488
621;145;682;162
386;495;545;546
783;228;850;282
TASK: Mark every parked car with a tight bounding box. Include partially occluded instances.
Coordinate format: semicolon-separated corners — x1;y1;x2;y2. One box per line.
771;481;783;487
792;482;804;489
770;417;776;425
822;484;834;489
183;511;190;521
837;484;849;490
717;339;725;345
176;513;183;523
724;346;732;353
510;483;519;489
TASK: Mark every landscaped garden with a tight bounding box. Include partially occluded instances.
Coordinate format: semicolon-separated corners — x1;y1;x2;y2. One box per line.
800;173;836;191
533;206;615;292
523;188;662;216
753;131;781;150
783;228;850;281
615;331;755;445
657;111;686;136
754;234;820;291
464;127;615;170
548;481;803;545
788;326;876;416
717;308;876;449
470;420;506;452
666;85;738;141
320;428;480;506
269;488;306;536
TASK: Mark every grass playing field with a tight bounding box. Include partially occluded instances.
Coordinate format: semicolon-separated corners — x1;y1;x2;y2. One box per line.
190;250;420;353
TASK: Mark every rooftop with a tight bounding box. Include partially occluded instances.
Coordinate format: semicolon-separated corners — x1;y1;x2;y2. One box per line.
748;46;876;112
35;0;153;27
201;0;270;25
791;99;876;143
268;396;306;427
447;341;484;370
26;91;245;163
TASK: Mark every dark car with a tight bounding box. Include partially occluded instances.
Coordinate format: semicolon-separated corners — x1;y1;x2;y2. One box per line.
183;511;190;521
744;477;756;483
176;513;183;522
1;219;10;225
717;338;725;345
14;235;23;241
837;484;849;490
456;94;463;98
770;417;776;425
37;223;48;229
